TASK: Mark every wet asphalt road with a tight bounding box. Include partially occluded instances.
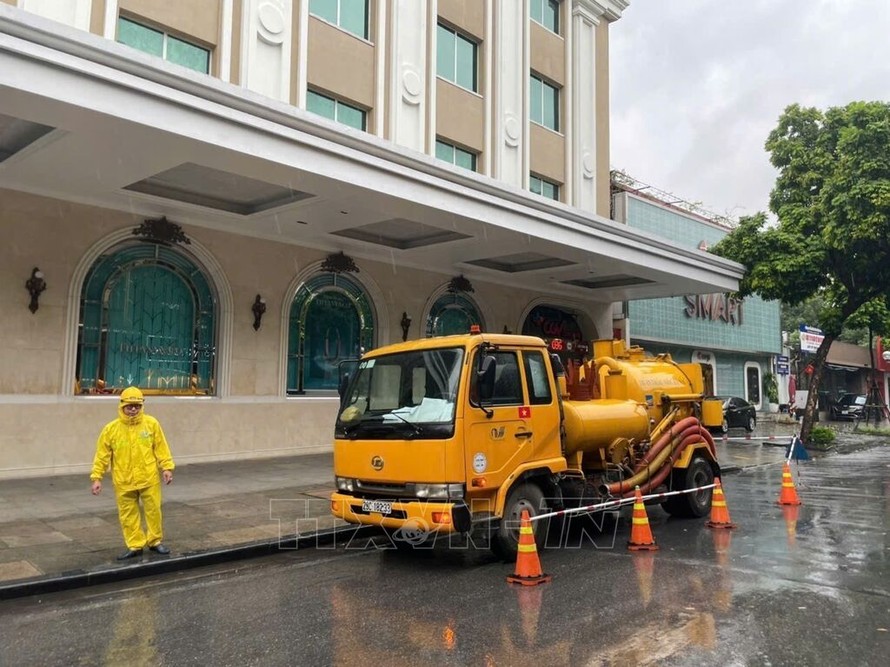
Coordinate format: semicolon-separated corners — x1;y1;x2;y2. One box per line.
2;445;889;666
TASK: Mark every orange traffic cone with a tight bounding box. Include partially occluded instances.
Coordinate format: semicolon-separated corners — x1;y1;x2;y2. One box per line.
627;486;659;551
777;462;802;506
706;478;737;529
506;510;551;586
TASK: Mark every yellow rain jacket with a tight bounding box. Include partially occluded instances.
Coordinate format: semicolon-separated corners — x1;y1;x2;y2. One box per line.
90;402;175;492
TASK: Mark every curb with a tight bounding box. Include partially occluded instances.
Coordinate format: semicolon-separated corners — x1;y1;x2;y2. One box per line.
0;524;380;601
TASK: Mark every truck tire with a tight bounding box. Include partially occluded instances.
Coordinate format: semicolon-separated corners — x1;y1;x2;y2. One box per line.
663;455;714;518
491;482;549;561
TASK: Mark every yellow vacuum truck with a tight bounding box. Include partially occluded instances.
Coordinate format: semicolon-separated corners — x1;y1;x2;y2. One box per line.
330;331;724;558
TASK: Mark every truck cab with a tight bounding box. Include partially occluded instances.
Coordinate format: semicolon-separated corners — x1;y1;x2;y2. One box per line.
330;332;564;551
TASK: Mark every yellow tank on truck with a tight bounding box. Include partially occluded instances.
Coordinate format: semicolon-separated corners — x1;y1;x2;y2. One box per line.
561;399;650;457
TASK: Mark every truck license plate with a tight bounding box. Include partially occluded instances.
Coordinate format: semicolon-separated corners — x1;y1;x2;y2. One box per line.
362;499;392;515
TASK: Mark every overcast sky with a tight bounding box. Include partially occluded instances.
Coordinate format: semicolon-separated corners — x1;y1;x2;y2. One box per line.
609;0;890;221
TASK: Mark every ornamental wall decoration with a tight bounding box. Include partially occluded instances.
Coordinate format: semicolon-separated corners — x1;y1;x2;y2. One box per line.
132;217;191;246
321;251;360;274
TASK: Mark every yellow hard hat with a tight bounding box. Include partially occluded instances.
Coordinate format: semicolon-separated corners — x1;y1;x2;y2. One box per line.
120;386;145;405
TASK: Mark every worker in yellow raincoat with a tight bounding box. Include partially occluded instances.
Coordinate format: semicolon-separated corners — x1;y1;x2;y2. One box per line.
90;387;175;560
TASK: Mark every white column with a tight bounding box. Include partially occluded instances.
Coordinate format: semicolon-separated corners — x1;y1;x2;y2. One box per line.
241;0;293;103
492;0;527;187
219;0;234;82
571;1;600;212
387;0;431;152
103;0;118;38
373;0;387;137
295;0;309;108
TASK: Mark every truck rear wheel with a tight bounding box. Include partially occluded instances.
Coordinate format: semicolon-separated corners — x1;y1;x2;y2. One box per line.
491;482;549;561
663;455;714;518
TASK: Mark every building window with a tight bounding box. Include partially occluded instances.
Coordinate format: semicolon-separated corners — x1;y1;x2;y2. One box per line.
530;174;560;200
307;90;367;131
436;139;477;171
530;0;560;34
530;74;559;131
76;244;217;396
426;293;484;336
117;17;210;74
310;0;369;39
287;273;375;393
436;24;478;92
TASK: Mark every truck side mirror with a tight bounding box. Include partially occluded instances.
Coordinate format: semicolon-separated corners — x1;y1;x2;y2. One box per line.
337;359;360;404
476;355;496;402
549;353;566;377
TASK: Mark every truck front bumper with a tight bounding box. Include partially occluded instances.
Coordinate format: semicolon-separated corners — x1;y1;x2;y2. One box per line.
330;492;472;534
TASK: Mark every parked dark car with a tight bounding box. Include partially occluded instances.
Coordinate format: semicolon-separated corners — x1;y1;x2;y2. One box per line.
711;396;757;434
829;393;867;421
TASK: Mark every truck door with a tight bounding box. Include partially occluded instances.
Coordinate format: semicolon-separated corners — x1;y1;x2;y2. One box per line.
466;349;533;491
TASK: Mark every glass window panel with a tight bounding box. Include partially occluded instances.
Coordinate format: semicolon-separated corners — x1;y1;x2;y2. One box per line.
167;36;210;73
530;175;542;195
77;245;216;395
437;24;455;82
303;291;361;391
544;0;560;33
455;147;476;171
543;80;559;130
307;91;337;120
455;35;477;91
309;0;338;24
340;0;368;38
336;102;366;131
530;0;543;23
117;17;163;57
545;181;559;200
524;351;553;405
435;140;454;163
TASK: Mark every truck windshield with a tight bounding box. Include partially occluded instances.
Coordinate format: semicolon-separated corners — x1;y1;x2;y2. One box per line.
336;347;464;439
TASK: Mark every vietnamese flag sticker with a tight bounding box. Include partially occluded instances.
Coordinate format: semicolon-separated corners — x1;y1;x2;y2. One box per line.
518;406;531;419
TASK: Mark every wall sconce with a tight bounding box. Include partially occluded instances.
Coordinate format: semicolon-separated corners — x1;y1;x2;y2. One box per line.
400;312;412;341
251;294;266;331
25;267;46;314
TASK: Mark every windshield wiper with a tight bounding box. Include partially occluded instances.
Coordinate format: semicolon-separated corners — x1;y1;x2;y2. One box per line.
386;411;424;438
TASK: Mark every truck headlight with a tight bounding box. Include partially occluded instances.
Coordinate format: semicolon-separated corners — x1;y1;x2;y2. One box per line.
336;477;355;493
415;483;464;500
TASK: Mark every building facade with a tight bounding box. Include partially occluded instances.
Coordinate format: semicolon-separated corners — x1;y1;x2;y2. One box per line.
0;0;745;479
612;176;782;409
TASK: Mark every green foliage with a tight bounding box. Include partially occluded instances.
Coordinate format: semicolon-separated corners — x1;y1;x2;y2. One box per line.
807;425;836;449
712;101;890;328
711;100;890;442
763;372;779;403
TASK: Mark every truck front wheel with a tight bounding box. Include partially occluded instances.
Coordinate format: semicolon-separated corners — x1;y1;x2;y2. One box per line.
491;482;549;561
663;455;714;518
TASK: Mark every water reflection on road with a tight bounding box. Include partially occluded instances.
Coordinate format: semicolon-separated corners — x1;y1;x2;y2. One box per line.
2;445;889;665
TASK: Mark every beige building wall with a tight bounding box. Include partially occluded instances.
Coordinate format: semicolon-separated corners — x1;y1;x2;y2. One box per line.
0;187;578;478
529;123;565;186
435;81;484;153
307;15;376;110
437;0;484;37
118;0;221;45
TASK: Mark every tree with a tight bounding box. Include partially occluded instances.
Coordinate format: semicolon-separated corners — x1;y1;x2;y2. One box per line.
712;101;890;442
